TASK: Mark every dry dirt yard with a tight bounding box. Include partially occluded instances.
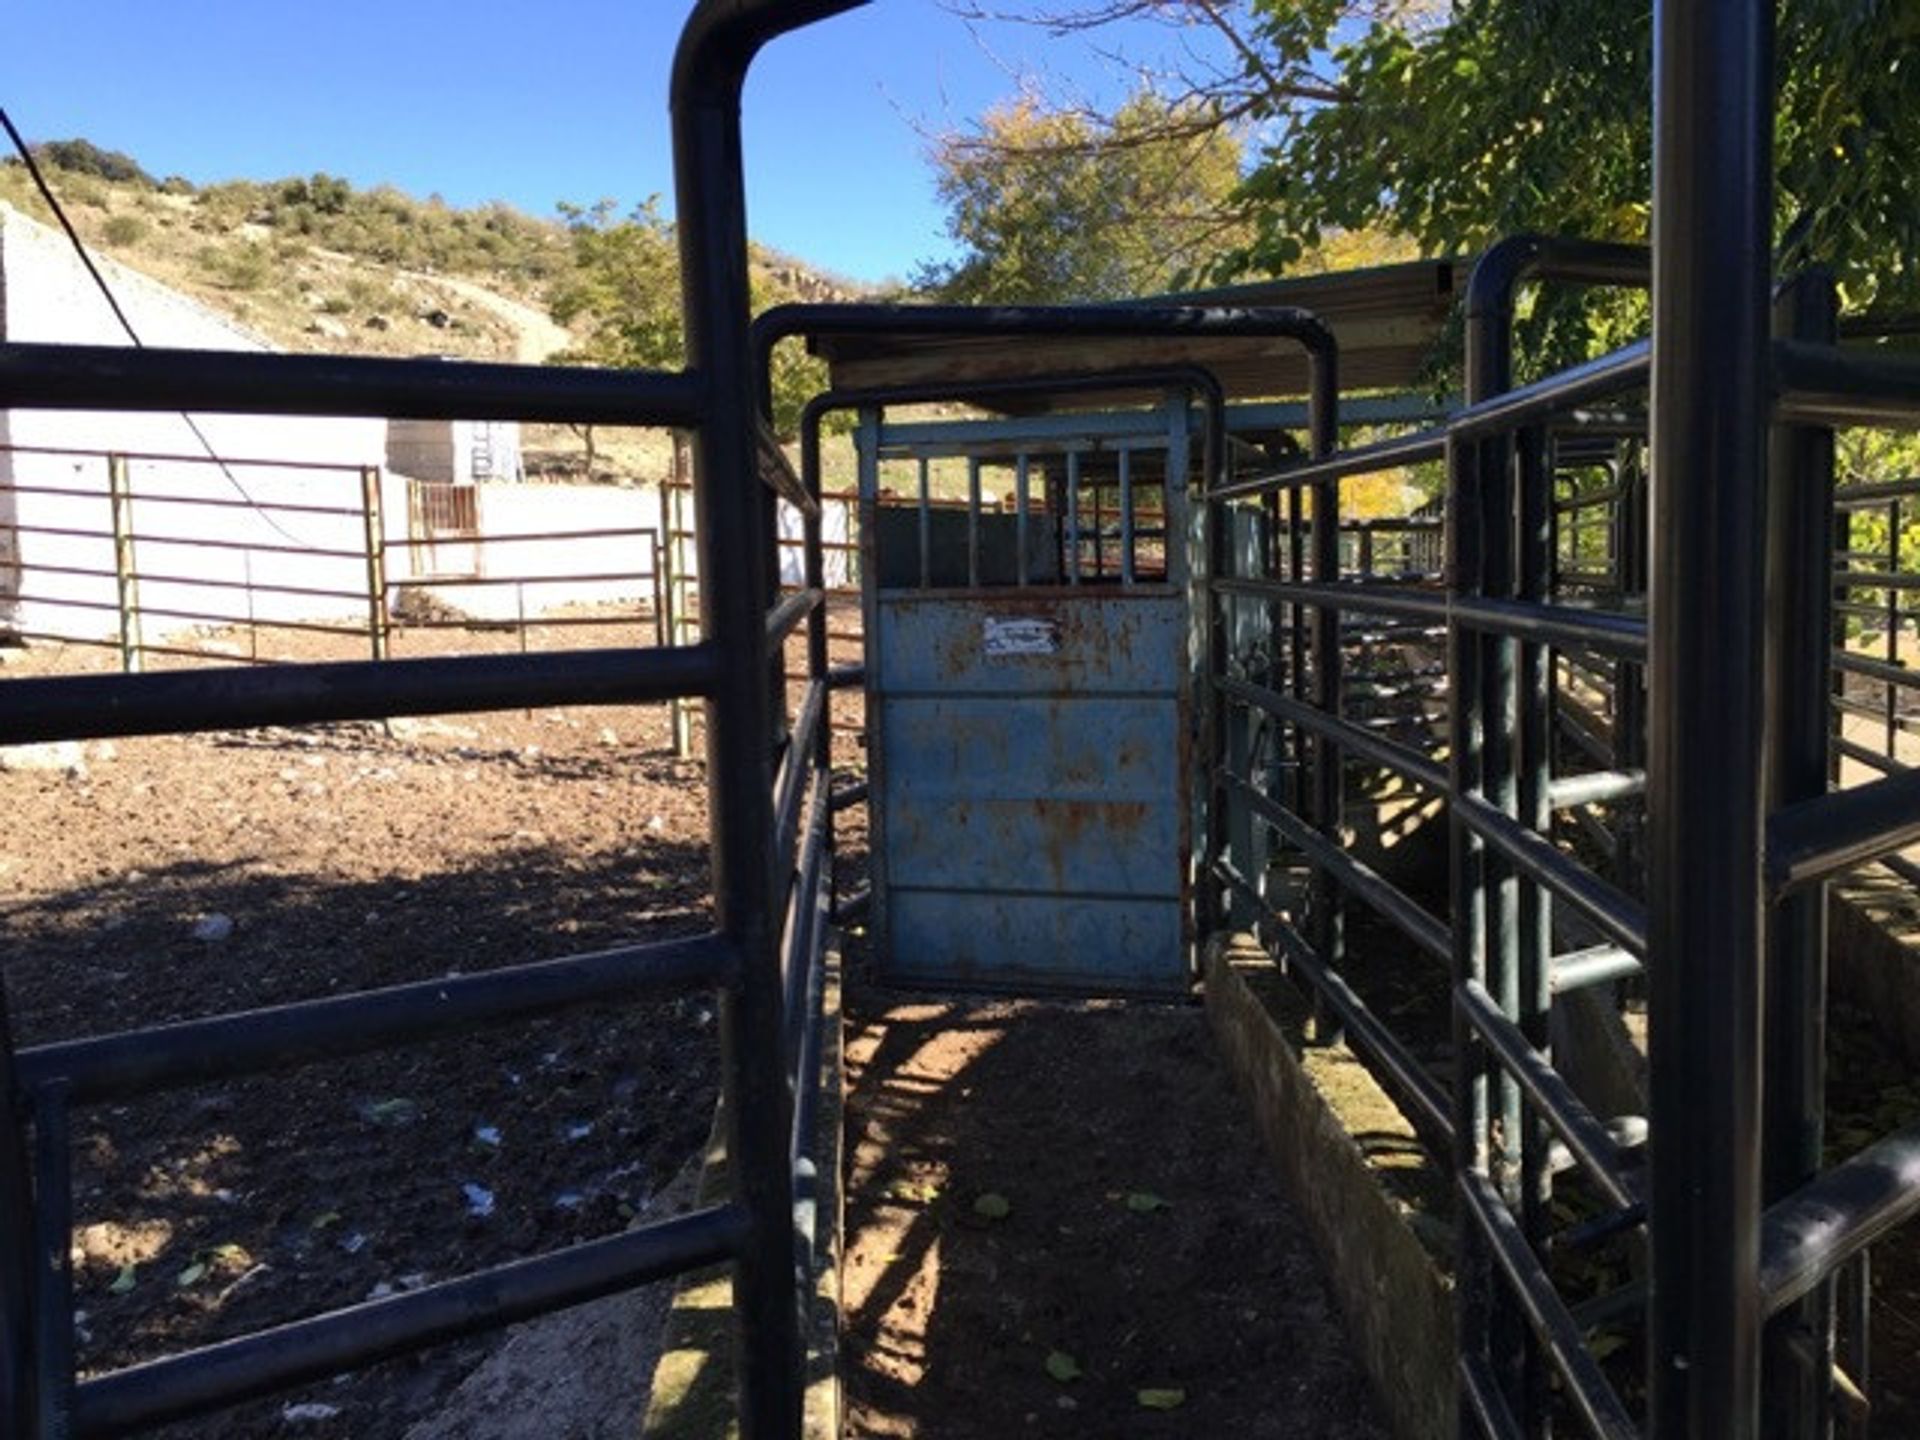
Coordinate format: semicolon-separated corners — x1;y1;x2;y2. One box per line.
0;620;739;1438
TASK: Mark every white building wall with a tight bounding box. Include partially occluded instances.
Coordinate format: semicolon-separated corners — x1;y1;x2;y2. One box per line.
0;204;391;643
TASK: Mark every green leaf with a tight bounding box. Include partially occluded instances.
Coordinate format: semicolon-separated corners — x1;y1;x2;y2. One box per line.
972;1192;1011;1221
310;1211;342;1231
1137;1387;1187;1410
175;1262;207;1288
1044;1350;1083;1383
1125;1191;1171;1213
109;1263;137;1296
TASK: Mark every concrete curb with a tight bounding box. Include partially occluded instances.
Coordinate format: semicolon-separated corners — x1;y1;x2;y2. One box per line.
642;935;845;1439
1203;934;1454;1440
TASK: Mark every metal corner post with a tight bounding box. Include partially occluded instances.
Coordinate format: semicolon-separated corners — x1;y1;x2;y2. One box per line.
670;4;868;1434
1646;0;1777;1432
1760;267;1840;1435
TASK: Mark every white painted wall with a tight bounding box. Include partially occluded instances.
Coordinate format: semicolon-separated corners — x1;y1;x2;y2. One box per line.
0;204;390;644
0;206;854;652
412;482;665;622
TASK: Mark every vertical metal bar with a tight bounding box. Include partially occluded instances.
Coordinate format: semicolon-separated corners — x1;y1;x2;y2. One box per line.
1842;1252;1870;1405
1202;413;1232;943
650;528;668;650
1065;450;1081;585
1015;451;1031;587
1449;429;1496;1436
916;456;930;590
1307;348;1341;1044
1832;506;1850;789
665;447;692;758
1119;447;1135;586
360;466;389;662
1761;267;1839;1439
1515;424;1554;1434
1646;0;1776;1428
30;1084;71;1440
1615;451;1649;888
1885;499;1899;761
966;456;981;589
0;984;37;1437
1289;485;1308;818
1095;469;1107;581
671;14;811;1429
106;454;141;675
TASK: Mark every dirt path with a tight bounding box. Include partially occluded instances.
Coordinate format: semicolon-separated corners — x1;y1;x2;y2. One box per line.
840;992;1389;1439
418;273;575;363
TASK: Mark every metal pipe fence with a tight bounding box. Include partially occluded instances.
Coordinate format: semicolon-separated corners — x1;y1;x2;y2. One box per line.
0;442;670;670
0;2;863;1435
1202;156;1920;1428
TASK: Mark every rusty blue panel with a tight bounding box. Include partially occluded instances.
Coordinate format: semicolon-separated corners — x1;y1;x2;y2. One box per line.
871;591;1191;993
875;592;1186;696
885;889;1183;992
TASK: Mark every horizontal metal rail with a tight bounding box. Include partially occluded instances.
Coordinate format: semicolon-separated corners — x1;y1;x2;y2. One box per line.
1217;672;1449;793
16;932;730;1104
1551;944;1643;994
1457;979;1640;1208
1758;1119;1920;1316
0;643;718;745
0;341;706;427
1221;769;1451;962
1453;791;1648;955
71;1205;745;1436
1215;575;1647;658
1213;429;1448;502
1216;858;1454;1148
1774;338;1920;429
1457;1171;1640;1440
1767;766;1920;895
1834;476;1920;508
1548;769;1646;809
1450;340;1651;442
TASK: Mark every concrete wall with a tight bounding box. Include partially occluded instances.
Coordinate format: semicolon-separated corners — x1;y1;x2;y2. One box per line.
388;416;523;486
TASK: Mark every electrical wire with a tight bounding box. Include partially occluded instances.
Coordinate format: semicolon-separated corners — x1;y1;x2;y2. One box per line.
1;107;335;550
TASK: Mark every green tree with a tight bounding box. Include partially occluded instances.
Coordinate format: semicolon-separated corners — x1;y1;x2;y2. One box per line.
946;1;1919;314
545;198;835;453
918;90;1245;302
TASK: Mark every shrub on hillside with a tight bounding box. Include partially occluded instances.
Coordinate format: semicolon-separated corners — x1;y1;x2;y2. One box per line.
101;213;148;246
33;139;153;187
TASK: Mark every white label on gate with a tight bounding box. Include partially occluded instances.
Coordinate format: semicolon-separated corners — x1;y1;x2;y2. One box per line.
982;616;1059;656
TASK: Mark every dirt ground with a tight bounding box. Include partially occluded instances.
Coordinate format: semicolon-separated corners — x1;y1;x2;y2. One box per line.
0;616;737;1438
838;985;1388;1440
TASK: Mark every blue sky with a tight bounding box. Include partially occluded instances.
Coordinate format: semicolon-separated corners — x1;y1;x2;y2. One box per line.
3;2;1227;285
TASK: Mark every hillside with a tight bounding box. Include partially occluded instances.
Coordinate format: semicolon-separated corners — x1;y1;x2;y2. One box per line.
0;141;864;481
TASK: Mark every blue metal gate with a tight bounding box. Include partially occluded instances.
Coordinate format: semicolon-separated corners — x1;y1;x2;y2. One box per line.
858;396;1197;993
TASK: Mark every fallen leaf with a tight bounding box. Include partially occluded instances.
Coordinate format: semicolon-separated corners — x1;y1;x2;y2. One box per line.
109;1263;136;1295
175;1262;207;1288
973;1192;1011;1221
1137;1388;1187;1410
1045;1350;1083;1384
1125;1192;1171;1213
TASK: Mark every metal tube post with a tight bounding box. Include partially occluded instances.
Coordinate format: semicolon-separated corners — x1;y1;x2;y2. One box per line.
1760;268;1839;1436
1307;350;1342;1042
106;453;142;675
671;5;866;1430
1646;0;1776;1429
360;466;389;662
